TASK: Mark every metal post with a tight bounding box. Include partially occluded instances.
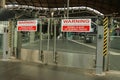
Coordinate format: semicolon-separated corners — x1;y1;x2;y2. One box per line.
66;0;71;39
50;12;54;39
47;19;50;51
64;4;66;18
95;17;104;75
50;18;52;39
17;31;22;59
13;19;18;58
8;20;13;58
96;26;104;75
67;0;69;18
106;26;110;71
102;17;109;71
10;20;15;57
106;17;113;71
104;17;111;71
63;4;66;39
53;19;57;63
39;19;43;62
30;32;35;43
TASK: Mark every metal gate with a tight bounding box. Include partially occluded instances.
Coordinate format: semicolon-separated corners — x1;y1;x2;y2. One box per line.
19;17;99;70
2;16;119;73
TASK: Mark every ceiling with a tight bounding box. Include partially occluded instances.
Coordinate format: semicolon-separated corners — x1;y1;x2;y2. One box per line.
0;0;120;20
5;0;120;15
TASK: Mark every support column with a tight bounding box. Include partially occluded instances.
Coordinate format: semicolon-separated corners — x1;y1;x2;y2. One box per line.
96;17;109;75
66;0;69;18
103;17;109;71
17;31;22;59
13;22;17;58
50;11;54;39
53;20;57;63
95;18;104;75
8;20;13;58
96;25;104;75
39;20;43;62
66;0;72;39
47;19;50;51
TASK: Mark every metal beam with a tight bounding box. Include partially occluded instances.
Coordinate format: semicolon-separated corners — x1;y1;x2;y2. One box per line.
67;0;69;18
23;0;28;5
77;0;80;6
54;0;58;9
7;0;13;4
38;0;43;9
15;0;21;5
85;0;88;6
46;0;50;11
63;0;66;7
30;0;35;6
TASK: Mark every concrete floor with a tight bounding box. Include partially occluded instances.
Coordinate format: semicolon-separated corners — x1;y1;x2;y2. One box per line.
0;61;120;80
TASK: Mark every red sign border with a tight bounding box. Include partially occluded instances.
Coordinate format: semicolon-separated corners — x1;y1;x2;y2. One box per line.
61;19;91;32
17;20;37;31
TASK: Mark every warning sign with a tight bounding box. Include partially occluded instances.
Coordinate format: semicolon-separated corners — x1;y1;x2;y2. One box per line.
61;19;91;32
17;20;37;31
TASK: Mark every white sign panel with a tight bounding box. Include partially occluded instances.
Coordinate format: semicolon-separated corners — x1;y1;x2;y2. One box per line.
61;19;91;32
17;20;37;31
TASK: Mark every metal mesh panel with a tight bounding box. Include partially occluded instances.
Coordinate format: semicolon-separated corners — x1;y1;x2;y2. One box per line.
109;17;120;71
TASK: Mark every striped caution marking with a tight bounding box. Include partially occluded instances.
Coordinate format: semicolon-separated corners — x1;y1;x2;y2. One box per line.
103;17;108;56
8;21;12;47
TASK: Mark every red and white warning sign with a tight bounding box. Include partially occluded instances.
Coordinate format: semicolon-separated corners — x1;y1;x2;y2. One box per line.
17;20;37;31
61;19;91;32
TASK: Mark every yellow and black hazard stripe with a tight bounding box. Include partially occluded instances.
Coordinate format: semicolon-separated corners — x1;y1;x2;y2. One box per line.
8;20;12;47
103;17;108;56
